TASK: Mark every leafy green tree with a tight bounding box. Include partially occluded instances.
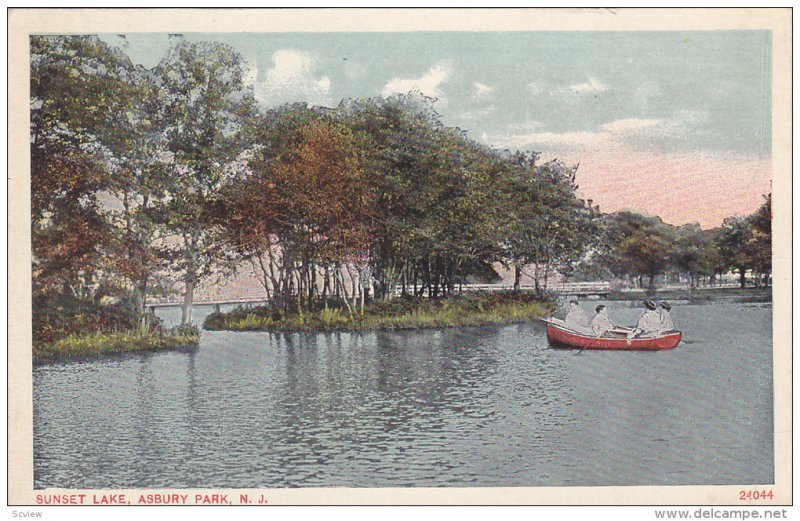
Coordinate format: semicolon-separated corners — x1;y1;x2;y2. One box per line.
502;154;598;291
150;40;256;325
670;223;716;288
339;93;448;299
748;194;771;286
600;211;675;293
717;216;754;288
414;129;508;297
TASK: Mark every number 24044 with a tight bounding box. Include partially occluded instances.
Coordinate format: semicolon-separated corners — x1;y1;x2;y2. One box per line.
739;490;773;500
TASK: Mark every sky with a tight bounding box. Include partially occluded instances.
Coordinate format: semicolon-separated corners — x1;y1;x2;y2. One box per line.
98;31;772;228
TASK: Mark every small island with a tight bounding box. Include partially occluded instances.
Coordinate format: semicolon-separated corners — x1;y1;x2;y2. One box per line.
203;292;555;333
33;321;200;364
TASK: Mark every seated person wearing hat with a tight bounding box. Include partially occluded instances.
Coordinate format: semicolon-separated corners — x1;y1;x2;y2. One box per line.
659;301;675;332
629;300;663;338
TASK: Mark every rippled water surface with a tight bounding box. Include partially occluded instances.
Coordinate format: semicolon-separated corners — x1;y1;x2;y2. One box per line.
34;301;773;488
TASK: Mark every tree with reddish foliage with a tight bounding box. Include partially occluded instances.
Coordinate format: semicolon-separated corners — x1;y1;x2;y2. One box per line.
31;36;144;303
221;107;374;314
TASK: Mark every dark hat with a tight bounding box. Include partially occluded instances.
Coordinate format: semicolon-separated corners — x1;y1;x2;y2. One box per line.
569;299;579;305
660;301;672;311
596;304;606;313
644;300;657;310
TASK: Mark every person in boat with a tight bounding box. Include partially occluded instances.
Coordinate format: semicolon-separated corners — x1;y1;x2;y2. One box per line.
629;300;663;337
565;299;593;334
659;301;675;332
591;304;614;337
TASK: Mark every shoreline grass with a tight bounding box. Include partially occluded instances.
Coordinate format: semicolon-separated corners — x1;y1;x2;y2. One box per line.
203;292;556;333
33;326;201;363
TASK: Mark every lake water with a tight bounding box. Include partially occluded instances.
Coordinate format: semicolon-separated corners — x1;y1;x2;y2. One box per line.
33;300;774;489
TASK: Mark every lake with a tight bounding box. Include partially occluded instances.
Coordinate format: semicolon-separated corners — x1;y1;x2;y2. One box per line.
33;299;774;488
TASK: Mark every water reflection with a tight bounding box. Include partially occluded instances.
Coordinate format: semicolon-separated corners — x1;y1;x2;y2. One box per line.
33;302;773;488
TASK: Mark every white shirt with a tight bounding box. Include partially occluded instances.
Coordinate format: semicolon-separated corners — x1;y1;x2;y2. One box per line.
566;307;592;334
591;313;614;337
636;310;662;334
660;310;674;331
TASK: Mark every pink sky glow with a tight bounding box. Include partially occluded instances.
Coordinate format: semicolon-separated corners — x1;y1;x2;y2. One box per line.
496;131;771;229
571;148;771;229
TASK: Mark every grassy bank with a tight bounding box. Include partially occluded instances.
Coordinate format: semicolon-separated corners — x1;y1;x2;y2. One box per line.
33;325;201;363
204;292;555;333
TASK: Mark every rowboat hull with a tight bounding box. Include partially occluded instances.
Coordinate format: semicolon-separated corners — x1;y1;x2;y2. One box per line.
545;323;681;351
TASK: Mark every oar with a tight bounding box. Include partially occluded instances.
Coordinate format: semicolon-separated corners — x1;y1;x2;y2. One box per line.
575;334;596;355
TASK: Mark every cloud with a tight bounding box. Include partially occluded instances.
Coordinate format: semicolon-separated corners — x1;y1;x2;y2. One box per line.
459;107;497;121
606;111;709;146
518;120;545;131
254;50;332;108
568;77;608;94
601;118;661;134
474;82;494;97
382;63;450;101
527;81;546;95
491;111;710;153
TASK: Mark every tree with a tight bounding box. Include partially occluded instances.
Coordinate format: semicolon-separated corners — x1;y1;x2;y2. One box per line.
599;211;675;293
717;216;754;289
670;223;714;288
31;35;140;301
150;40;256;325
502;154;599;291
748;194;772;286
339;93;448;299
220;106;374;314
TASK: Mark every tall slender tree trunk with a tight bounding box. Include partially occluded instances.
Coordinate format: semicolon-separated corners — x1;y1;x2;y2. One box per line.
136;278;148;331
336;270;354;321
543;260;551;290
322;266;330;308
181;276;195;326
180;228;200;327
513;263;522;292
739;267;747;289
295;269;304;317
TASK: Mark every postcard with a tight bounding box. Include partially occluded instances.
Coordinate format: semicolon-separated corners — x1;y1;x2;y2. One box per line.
8;7;792;508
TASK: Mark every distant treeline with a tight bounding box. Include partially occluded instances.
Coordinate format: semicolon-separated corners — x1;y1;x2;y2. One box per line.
31;36;771;345
576;198;771;292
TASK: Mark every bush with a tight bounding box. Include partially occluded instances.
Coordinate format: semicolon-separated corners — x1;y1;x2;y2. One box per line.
33;292;140;345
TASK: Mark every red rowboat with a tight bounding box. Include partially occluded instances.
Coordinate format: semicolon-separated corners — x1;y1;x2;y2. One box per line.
542;319;681;351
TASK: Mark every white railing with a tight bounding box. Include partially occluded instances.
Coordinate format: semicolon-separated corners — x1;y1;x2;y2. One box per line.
393;281;612;296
